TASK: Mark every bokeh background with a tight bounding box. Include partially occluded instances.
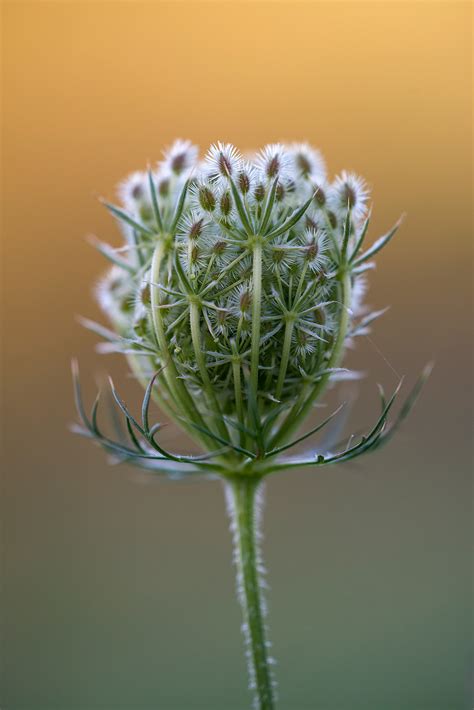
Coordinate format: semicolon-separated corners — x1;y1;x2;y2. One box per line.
2;2;472;709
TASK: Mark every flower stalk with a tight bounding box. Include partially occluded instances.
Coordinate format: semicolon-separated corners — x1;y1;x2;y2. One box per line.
225;476;275;710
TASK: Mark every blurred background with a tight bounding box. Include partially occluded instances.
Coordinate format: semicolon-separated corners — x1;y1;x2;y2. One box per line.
2;2;472;709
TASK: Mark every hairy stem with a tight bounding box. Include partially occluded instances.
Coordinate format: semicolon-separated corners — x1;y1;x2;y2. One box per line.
150;241;215;450
225;476;276;710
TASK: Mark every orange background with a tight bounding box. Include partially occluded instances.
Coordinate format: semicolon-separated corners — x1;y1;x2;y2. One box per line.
2;2;472;709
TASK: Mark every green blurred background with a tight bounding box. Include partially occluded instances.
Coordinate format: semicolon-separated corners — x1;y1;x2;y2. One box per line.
1;2;472;708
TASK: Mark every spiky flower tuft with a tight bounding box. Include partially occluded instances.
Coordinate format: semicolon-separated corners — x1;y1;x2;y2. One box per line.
85;139;425;469
74;139;430;710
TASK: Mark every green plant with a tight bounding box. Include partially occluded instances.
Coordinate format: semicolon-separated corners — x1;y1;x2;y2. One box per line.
73;140;430;709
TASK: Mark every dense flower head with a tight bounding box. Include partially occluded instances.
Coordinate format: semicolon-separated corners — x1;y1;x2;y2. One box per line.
72;140;432;710
84;139;408;462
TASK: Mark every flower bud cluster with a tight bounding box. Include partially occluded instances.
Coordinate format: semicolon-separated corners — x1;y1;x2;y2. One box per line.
73;139;429;710
92;140;392;451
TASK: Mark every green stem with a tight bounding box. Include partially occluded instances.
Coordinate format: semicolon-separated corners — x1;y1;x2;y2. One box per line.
225;476;276;710
150;241;214;450
189;300;231;442
271;269;352;448
292;261;308;307
232;358;245;447
151;242;191;412
250;239;263;412
275;318;294;401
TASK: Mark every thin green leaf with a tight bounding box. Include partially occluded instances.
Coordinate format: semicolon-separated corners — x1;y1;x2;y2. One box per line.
265;403;346;458
102;200;155;236
178;416;256;459
169;179;190;233
87;235;135;272
148;168;164;232
105;384;127;442
362;378;403;442
259;177;279;234
141;370;161;433
373;362;433;450
265;194;314;240
77;316;120;343
352;215;404;267
395;362;432;425
90;392;101;435
349;307;389;337
108;377;146;436
126;417;146;453
272;380;403;471
341;207;352;260
349;209;371;262
173;250;194;294
222;415;255;439
146;429;225;463
227;172;254;235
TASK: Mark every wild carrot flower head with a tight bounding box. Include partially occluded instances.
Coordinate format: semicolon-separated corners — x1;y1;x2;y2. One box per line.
75;139;429;478
72;140;432;710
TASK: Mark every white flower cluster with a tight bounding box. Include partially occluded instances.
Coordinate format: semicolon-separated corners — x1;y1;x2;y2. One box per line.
74;140;428;710
92;140;383;441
